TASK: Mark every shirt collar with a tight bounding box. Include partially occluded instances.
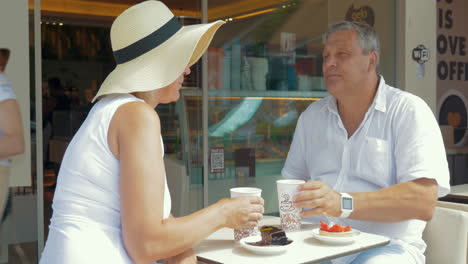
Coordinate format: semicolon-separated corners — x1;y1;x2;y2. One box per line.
320;96;337;114
373;76;387;113
320;75;387;114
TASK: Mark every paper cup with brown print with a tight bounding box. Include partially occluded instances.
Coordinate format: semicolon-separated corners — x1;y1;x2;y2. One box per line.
230;187;262;243
277;179;305;231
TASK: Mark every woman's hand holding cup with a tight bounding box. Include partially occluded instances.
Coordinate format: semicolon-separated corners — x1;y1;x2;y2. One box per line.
221;187;264;242
220;196;264;229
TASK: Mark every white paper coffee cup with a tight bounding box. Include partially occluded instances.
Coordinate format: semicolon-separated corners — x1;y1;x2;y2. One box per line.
230;187;262;242
277;179;305;231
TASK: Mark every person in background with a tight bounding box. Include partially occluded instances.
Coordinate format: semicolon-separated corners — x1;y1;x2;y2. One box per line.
42;79;55;166
282;21;450;264
39;2;264;264
47;77;70;111
0;48;25;231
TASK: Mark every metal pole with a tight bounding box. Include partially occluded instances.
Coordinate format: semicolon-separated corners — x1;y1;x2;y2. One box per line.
34;0;45;254
396;0;405;90
202;0;209;208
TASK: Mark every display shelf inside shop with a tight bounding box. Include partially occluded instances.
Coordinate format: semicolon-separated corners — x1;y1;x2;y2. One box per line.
180;88;329;99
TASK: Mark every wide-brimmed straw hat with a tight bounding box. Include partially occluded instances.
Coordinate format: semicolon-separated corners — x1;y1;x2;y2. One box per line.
92;0;224;102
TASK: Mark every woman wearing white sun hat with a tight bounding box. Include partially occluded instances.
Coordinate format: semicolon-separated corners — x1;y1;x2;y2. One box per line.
39;1;264;263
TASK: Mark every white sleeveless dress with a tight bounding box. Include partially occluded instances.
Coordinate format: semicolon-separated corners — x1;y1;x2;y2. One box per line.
40;94;171;264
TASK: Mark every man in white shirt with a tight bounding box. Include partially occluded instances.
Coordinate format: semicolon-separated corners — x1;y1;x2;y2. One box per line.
282;21;450;264
0;48;24;219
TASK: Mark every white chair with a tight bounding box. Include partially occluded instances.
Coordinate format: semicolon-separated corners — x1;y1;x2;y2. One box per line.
437;201;468;213
423;201;468;264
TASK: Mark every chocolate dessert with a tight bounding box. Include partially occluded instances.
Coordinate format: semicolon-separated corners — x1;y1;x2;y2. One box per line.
248;225;292;246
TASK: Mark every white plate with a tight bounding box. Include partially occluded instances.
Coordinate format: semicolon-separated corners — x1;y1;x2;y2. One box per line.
311;228;360;245
239;236;293;255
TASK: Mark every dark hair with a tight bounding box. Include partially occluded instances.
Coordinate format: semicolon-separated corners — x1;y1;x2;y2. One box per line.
48;77;63;91
0;48;10;69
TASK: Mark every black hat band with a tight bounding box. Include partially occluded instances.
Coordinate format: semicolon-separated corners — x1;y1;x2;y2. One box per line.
113;16;182;64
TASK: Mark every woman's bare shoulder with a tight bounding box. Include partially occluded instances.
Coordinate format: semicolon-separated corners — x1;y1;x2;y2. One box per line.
114;101;161;125
108;101;161;155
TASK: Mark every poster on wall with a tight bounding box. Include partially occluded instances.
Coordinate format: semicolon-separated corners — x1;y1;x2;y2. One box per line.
345;4;375;26
437;0;468;146
439;91;468;146
0;0;31;186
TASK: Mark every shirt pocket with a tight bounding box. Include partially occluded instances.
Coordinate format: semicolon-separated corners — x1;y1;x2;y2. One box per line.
356;137;392;188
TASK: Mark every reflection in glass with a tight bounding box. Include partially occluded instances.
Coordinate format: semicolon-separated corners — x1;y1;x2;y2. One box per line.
201;0;395;216
209;98;263;137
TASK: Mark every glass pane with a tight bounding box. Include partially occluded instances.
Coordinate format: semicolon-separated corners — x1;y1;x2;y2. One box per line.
2;1;38;262
206;0;395;215
174;90;205;215
158;3;204;217
39;0;204;221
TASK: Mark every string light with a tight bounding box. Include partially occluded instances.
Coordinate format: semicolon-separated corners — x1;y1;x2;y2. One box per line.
41;21;64;26
222;1;297;23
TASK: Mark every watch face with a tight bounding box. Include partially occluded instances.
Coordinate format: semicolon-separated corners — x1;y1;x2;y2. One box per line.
342;197;353;210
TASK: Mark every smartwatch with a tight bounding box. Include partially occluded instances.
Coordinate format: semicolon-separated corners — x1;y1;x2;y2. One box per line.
339;193;353;218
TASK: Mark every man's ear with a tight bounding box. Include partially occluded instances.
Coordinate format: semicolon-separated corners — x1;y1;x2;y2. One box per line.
368;51;378;72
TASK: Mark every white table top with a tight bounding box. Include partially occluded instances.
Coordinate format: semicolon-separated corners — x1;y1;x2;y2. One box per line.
195;216;390;264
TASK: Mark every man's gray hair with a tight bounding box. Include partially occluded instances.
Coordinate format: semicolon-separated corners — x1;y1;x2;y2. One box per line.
326;21;380;67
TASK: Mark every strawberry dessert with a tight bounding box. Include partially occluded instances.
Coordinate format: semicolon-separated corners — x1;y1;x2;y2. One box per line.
319;220;354;237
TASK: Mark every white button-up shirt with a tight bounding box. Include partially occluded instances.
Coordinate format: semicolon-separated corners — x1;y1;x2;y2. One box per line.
282;77;450;262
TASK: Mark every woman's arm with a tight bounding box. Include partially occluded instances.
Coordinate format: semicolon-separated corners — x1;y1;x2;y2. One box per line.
110;102;263;264
0;99;24;159
163;248;196;264
162;215;196;264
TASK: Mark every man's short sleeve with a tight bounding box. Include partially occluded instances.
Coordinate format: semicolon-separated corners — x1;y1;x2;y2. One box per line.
282;114;309;181
0;77;16;102
393;95;450;197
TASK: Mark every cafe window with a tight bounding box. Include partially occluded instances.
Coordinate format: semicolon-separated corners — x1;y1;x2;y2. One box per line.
166;0;397;217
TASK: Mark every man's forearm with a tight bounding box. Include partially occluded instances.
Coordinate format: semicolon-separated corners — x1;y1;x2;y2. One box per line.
351;178;438;222
0;135;24;159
